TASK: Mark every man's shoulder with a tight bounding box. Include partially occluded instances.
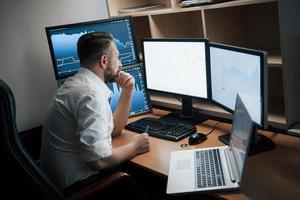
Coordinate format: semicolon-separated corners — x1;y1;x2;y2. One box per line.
59;76;106;100
59;81;91;98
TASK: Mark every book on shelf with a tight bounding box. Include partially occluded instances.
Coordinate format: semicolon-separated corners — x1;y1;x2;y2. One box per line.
180;0;232;8
118;3;165;13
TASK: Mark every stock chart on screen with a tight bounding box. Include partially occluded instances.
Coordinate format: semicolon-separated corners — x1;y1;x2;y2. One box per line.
46;17;138;79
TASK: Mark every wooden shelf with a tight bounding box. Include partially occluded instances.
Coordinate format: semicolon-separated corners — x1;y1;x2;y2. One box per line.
106;0;300;129
150;93;286;129
111;0;278;17
200;0;277;10
149;11;204;38
268;97;287;129
268;55;282;67
150;93;231;118
118;7;173;17
204;1;280;54
107;0;173;17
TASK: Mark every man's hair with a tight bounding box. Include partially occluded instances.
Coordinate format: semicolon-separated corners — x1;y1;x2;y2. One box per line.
77;32;114;68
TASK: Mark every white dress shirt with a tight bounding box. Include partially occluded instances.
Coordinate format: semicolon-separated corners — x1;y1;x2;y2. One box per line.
40;67;114;190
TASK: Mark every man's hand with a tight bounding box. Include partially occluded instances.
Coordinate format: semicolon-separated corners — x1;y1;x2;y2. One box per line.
111;71;134;136
115;71;135;96
87;133;150;171
131;133;150;155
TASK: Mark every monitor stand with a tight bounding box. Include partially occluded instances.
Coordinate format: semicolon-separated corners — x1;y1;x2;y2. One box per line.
218;127;276;156
160;96;207;126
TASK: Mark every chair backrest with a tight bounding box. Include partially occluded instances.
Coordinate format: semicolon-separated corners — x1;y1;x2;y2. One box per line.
0;79;63;199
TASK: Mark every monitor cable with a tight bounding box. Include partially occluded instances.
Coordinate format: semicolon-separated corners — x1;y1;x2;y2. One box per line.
205;121;224;137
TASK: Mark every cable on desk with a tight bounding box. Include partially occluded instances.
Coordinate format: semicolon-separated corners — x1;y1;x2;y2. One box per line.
205;122;224;136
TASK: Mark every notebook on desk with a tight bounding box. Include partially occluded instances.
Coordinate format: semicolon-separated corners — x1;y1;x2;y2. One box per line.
167;94;253;194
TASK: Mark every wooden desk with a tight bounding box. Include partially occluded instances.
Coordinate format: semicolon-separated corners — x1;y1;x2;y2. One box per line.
113;109;300;200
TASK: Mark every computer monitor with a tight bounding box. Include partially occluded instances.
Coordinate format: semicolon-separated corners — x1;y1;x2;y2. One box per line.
209;42;275;155
45;16;138;81
142;38;210;124
106;63;152;117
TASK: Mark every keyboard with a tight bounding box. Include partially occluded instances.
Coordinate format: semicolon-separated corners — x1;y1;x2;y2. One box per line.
125;117;196;141
195;149;225;188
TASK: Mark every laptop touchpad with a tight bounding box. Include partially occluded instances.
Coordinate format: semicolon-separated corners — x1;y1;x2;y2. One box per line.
176;159;191;170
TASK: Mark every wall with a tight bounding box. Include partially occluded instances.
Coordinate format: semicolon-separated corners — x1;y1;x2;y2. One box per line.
0;0;108;131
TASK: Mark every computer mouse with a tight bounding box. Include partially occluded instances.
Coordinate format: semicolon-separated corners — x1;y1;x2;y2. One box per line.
188;133;207;145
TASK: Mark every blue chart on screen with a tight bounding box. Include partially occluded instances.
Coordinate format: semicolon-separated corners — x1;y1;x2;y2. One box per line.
49;18;137;78
106;65;151;116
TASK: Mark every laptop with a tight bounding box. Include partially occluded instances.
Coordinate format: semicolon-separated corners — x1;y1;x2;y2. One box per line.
167;94;253;194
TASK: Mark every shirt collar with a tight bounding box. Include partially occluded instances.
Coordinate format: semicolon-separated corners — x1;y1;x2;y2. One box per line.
78;67;113;99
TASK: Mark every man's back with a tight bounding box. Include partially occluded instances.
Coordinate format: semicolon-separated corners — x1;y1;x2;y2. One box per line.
41;68;114;190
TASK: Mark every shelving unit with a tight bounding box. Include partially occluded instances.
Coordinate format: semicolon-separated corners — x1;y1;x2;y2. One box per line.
106;0;300;130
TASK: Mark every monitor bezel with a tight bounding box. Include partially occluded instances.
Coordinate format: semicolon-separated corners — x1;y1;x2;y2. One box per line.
209;42;268;129
141;38;211;101
45;16;139;80
117;63;153;118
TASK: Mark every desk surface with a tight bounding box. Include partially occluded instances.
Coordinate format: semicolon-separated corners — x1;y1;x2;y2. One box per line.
112;109;300;200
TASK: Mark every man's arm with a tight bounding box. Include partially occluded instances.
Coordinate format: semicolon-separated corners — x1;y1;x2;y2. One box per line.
86;133;149;171
112;71;134;136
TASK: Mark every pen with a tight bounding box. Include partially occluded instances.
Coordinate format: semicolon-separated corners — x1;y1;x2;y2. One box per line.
144;125;150;133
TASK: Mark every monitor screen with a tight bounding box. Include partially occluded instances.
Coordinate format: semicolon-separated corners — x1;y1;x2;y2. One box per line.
142;39;209;99
46;16;138;80
209;42;267;128
106;63;152;117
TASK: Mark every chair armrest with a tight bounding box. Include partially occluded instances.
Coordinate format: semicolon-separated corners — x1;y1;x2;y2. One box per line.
66;171;134;200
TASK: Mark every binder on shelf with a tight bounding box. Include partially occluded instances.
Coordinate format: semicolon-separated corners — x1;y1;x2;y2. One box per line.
118;3;165;13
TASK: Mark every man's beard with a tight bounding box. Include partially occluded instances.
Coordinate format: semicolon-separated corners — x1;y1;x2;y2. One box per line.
104;62;117;83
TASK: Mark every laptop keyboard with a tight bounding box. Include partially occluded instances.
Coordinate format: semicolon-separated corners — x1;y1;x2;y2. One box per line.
195;149;225;188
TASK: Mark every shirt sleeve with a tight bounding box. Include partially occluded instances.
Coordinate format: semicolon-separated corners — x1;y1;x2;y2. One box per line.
75;90;112;162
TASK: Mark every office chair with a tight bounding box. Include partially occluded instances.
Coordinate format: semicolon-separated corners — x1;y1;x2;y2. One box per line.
0;79;139;199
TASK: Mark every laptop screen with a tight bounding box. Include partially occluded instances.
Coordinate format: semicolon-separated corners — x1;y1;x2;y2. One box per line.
106;63;152;117
229;94;253;180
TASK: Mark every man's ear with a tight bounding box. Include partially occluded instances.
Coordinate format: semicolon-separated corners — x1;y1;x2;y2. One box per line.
99;54;108;69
